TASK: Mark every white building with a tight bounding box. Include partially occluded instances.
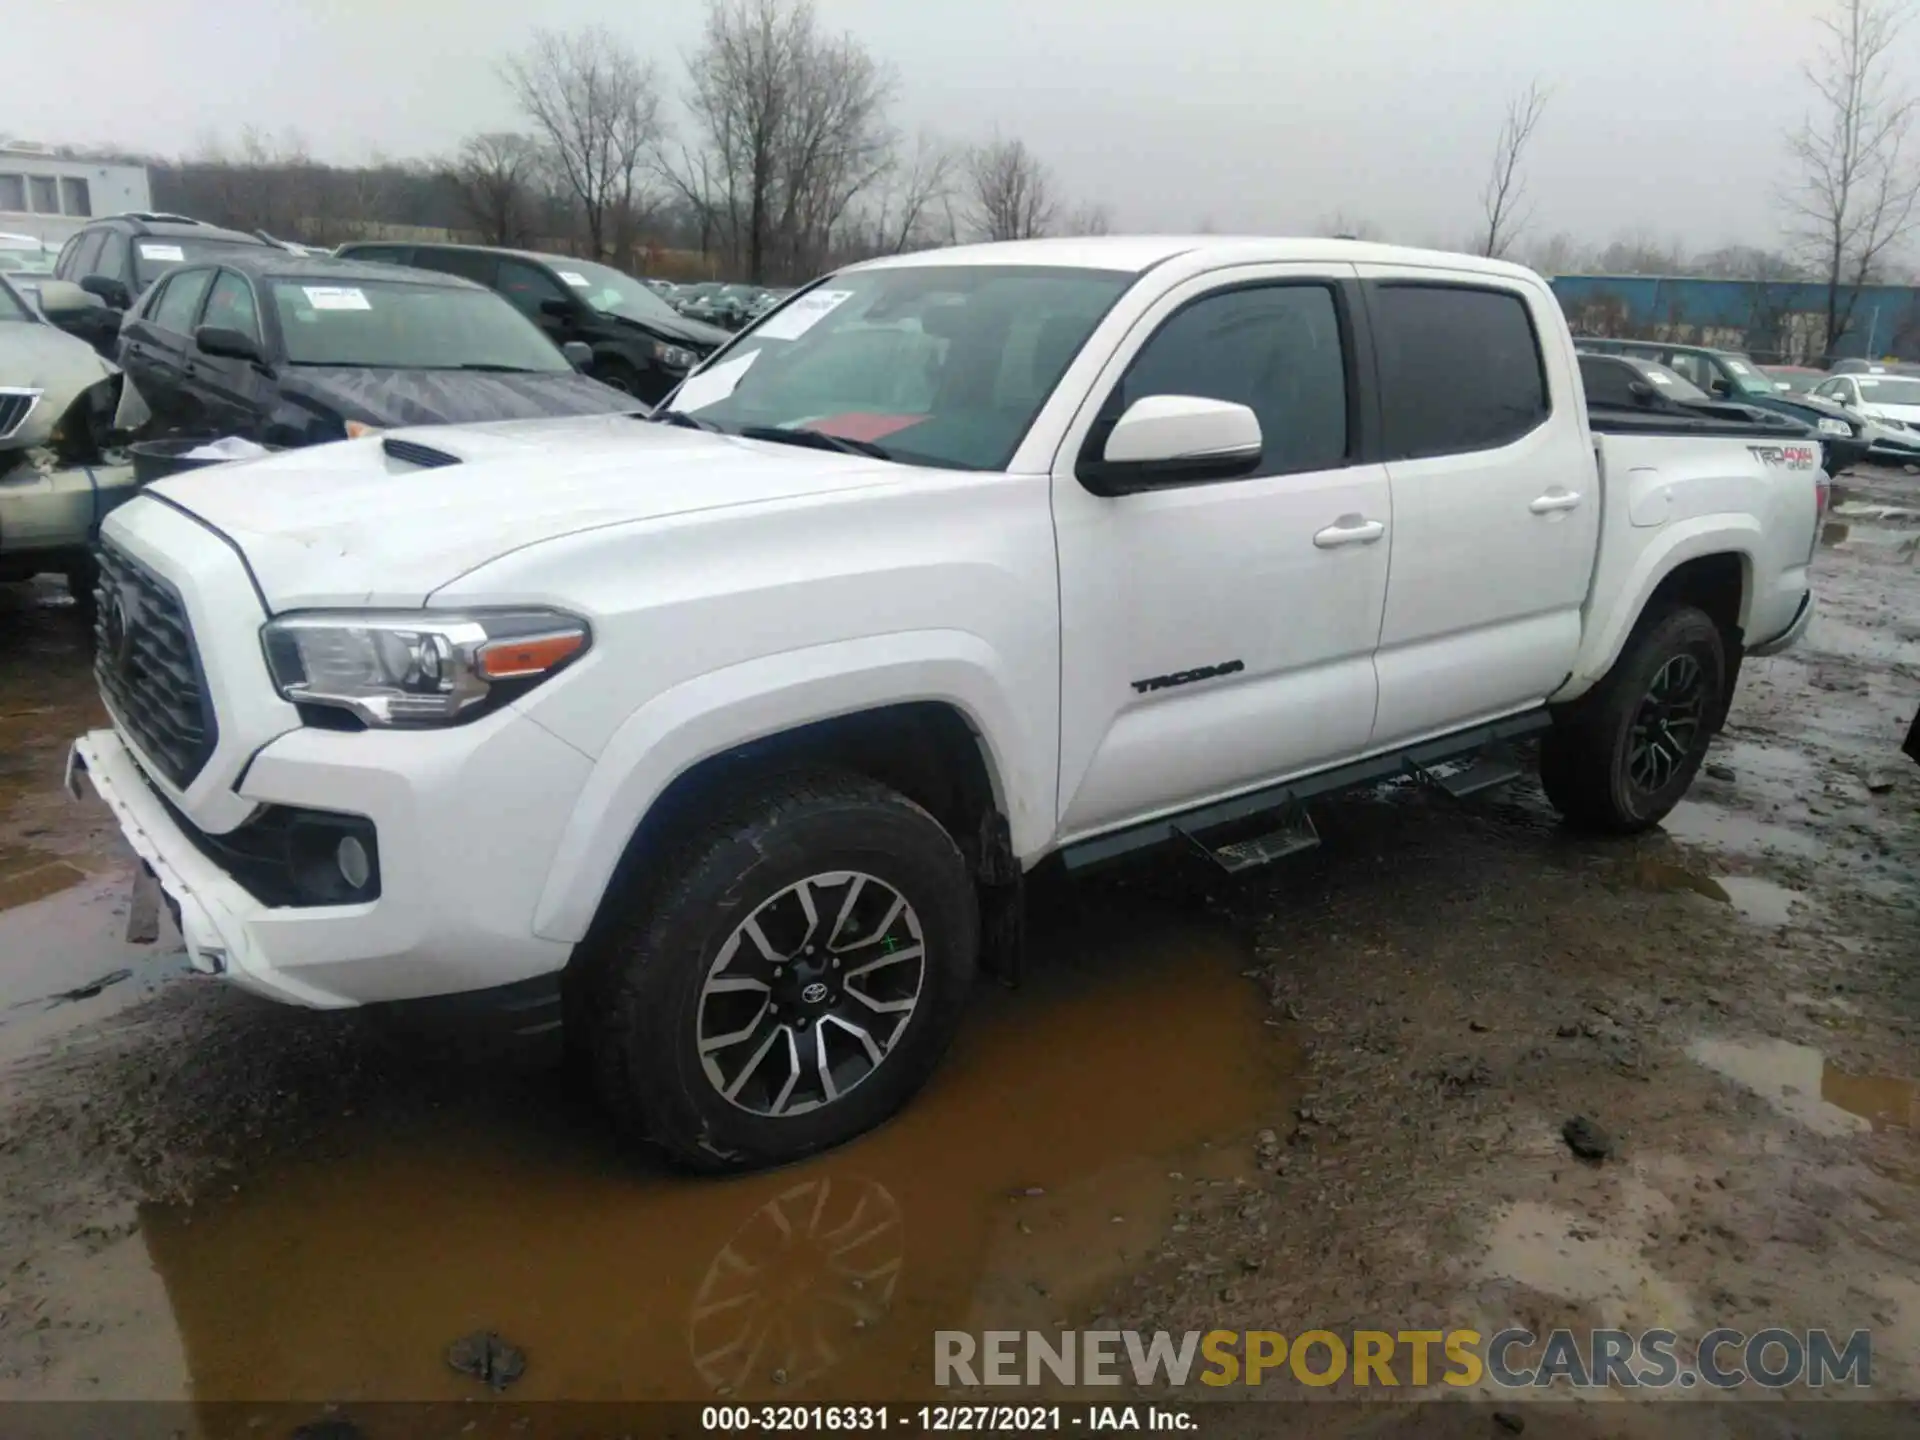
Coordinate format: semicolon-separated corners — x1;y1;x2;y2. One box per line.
0;144;151;248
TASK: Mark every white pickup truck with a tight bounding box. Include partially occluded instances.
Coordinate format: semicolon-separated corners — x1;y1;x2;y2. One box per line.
68;237;1822;1169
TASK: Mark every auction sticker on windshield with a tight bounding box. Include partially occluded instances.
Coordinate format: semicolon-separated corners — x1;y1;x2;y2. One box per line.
754;288;853;340
302;286;372;311
138;244;185;263
558;271;590;287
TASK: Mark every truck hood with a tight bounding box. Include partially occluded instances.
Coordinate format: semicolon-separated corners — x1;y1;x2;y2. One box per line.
139;413;900;610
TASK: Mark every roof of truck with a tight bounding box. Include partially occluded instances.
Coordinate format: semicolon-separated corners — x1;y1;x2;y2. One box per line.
846;235;1541;282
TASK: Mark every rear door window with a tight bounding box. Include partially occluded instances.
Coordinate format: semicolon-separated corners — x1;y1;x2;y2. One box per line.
151;267;214;336
1371;283;1548;459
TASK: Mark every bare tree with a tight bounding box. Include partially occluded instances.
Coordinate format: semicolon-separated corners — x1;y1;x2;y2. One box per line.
672;0;897;283
504;26;664;260
843;131;959;257
1063;200;1114;236
1786;0;1920;355
445;132;542;246
964;135;1056;241
1479;81;1550;259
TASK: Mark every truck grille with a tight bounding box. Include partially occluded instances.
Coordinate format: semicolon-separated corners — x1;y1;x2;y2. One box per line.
93;542;218;788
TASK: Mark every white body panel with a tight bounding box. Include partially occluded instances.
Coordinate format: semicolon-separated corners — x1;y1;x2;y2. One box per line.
71;236;1821;1007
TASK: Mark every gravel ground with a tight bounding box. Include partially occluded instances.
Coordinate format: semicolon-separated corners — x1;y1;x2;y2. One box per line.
0;476;1913;1433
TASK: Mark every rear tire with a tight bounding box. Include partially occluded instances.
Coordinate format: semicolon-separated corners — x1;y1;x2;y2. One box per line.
589;769;978;1171
1540;605;1726;834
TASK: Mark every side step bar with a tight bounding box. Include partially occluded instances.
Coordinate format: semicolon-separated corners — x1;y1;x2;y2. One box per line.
1403;741;1524;800
1059;710;1551;875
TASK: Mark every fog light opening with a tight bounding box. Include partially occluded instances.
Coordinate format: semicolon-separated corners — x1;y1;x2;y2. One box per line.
337;835;372;892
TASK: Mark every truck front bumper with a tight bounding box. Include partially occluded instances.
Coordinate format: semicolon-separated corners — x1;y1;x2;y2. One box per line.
69;714;589;1010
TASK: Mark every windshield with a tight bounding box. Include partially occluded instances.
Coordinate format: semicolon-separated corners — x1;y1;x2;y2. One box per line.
665;264;1133;471
0;278;31;323
0;249;52;276
270;278;570;371
133;236;270;287
1764;369;1818;393
551;257;685;326
1856;375;1920;406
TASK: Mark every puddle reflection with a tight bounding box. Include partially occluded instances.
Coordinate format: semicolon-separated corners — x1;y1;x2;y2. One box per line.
138;899;1295;1403
1688;1035;1916;1137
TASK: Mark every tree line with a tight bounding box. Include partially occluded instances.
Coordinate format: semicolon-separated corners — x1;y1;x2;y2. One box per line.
56;0;1920;353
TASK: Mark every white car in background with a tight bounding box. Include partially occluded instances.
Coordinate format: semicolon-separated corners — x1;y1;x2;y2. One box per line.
1812;370;1920;451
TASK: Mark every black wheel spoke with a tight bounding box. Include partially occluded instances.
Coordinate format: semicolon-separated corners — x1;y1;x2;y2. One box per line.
1627;650;1710;799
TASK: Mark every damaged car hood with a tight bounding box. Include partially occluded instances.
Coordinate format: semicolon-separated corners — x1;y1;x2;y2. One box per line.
136;413;902;610
280;366;644;429
1;324;119;448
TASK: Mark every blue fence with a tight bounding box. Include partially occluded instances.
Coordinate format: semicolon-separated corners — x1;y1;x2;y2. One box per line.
1548;274;1920;362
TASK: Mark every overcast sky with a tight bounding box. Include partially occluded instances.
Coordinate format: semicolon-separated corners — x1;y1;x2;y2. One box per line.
6;0;1896;253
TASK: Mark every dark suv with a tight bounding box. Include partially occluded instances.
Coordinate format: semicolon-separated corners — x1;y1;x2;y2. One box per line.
51;213;273;356
334;242;730;403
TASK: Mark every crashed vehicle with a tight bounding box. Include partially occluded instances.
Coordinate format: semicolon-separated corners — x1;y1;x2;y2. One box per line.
0;275;132;608
118;253;644;446
1809;369;1920;466
70;237;1823;1171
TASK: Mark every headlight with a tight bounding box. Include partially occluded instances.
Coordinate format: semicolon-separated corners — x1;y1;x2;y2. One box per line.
653;341;698;371
1817;417;1853;437
261;610;589;727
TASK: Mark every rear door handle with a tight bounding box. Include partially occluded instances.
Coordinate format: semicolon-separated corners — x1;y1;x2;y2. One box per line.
1313;517;1386;548
1530;490;1583;514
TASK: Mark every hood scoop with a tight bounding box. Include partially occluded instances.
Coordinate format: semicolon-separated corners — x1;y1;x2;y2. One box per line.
382;436;463;470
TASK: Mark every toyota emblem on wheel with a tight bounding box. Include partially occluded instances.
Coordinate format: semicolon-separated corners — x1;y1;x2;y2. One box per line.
800;981;829;1004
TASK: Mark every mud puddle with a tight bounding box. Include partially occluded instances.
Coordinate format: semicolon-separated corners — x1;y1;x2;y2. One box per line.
1687;1035;1916;1136
120;899;1295;1403
1658;801;1825;861
1623;858;1803;927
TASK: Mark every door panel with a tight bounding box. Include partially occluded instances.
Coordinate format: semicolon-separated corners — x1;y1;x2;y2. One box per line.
1052;264;1390;839
1359;269;1597;744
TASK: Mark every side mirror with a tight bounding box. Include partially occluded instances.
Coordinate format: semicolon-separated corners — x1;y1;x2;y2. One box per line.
540;298;574;320
561;341;593;371
79;274;132;310
1080;395;1262;495
32;279;102;318
195;325;264;364
1709;378;1732;398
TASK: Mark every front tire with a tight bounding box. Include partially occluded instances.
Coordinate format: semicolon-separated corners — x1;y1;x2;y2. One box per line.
1540;605;1726;834
590;770;978;1171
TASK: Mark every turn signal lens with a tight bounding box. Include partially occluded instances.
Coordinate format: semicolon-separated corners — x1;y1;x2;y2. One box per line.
476;631;588;680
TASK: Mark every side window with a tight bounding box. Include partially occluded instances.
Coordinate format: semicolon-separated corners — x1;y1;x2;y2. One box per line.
95;233;130;283
416;248;499;286
54;233;82;278
1663;352;1710;389
496;258;570;319
201;271;261;343
1577;356;1638;408
1099;283;1350;478
151;268;214;336
70;230;106;277
1372;283;1548;459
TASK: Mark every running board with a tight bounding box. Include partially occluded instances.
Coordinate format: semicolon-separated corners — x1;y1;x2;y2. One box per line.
1058;710;1551;874
1174;804;1321;874
1403;741;1524;799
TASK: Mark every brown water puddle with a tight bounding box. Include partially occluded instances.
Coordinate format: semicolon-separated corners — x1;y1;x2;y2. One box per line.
1622;858;1802;927
137;903;1296;1403
1687;1035;1916;1136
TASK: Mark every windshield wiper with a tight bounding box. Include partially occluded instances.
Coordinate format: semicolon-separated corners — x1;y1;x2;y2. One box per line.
454;363;543;373
735;424;894;461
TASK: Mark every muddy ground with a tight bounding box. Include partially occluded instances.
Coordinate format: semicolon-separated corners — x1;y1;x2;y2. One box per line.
0;475;1914;1436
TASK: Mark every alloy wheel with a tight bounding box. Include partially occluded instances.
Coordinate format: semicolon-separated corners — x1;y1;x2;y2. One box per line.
697;871;926;1117
1627;652;1707;795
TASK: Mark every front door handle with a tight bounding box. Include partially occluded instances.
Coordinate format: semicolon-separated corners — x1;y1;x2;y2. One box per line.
1313;517;1386;548
1530;490;1583;514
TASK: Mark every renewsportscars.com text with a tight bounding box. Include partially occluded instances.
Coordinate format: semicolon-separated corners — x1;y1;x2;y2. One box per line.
934;1327;1873;1390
